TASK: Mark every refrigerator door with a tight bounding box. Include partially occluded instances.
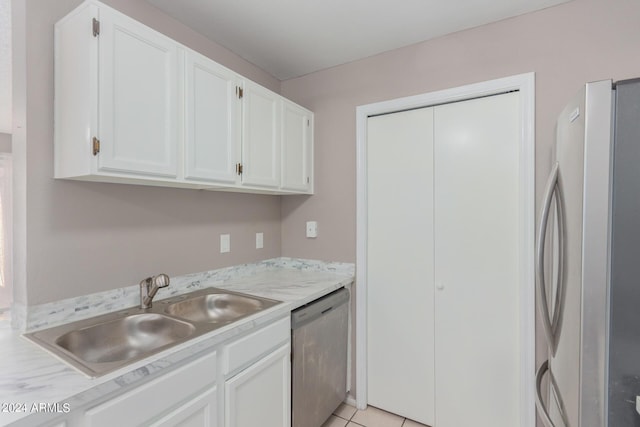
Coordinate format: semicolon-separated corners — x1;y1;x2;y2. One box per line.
544;80;613;427
576;81;613;427
547;85;586;427
608;78;640;426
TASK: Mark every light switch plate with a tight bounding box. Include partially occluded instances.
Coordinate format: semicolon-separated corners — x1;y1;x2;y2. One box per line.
256;232;264;249
220;234;230;253
306;221;318;238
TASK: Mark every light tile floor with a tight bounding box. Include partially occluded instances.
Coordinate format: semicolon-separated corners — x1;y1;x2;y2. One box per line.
322;403;430;427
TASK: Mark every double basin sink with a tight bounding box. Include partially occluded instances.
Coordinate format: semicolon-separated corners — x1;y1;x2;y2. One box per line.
24;288;281;377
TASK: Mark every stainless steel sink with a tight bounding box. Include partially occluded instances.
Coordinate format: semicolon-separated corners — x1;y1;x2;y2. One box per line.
164;291;279;324
24;288;282;377
55;313;195;364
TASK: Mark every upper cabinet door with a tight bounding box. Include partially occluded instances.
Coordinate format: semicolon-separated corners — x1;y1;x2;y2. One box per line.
97;7;179;177
241;80;281;189
184;50;239;184
281;100;313;193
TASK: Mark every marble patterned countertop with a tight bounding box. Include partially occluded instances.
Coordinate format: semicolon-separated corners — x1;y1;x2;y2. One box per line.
0;258;354;426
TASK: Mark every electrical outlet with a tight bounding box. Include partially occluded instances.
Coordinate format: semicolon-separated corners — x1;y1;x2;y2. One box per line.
256;232;264;249
220;234;230;253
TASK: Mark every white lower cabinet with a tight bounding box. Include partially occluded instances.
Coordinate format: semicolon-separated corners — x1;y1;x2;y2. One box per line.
224;344;290;427
19;317;292;427
65;316;292;427
222;316;291;427
150;387;217;427
83;352;218;427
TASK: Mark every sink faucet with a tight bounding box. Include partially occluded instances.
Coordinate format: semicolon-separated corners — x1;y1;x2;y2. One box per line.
140;274;170;309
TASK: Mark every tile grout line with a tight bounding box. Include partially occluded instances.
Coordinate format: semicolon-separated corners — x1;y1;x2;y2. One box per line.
334;404;428;427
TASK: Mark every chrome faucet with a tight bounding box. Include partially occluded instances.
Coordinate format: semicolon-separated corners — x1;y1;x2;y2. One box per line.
140;274;170;309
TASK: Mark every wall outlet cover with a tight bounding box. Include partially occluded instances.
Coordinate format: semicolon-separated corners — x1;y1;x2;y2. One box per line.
306;221;318;238
220;234;230;253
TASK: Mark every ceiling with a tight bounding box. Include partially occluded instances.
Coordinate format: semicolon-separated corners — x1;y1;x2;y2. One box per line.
147;0;571;81
0;0;574;135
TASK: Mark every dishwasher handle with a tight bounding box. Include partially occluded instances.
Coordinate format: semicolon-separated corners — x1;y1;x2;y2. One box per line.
292;288;349;329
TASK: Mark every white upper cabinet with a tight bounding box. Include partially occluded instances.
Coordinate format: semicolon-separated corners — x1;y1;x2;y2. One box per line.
240;80;281;189
54;2;99;180
281;100;313;193
54;0;313;195
97;6;179;177
184;50;239;184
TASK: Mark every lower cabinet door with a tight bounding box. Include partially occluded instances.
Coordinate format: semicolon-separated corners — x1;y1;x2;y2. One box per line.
151;386;217;427
224;344;290;427
84;352;217;427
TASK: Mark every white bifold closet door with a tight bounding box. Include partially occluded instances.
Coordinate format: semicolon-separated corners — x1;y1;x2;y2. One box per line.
367;91;521;427
367;107;436;425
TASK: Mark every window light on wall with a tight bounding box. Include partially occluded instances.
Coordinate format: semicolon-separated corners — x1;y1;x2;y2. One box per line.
0;154;12;312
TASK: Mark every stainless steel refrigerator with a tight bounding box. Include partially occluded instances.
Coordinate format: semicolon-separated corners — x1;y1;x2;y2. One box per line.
535;78;640;427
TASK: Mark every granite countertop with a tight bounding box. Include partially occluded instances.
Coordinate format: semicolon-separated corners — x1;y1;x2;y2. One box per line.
0;261;354;426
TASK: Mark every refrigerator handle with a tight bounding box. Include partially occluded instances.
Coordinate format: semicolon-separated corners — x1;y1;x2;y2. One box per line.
550;174;566;348
536;360;557;427
535;360;570;427
536;162;566;355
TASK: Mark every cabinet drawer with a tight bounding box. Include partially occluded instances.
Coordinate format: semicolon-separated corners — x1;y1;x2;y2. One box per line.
223;317;290;375
84;351;217;427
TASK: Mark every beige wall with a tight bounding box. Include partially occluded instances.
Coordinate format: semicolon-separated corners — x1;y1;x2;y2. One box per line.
280;0;640;263
13;0;639;312
14;0;283;306
279;0;640;405
0;133;11;153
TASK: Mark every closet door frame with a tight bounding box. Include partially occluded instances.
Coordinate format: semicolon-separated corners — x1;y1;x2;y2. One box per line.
355;72;536;427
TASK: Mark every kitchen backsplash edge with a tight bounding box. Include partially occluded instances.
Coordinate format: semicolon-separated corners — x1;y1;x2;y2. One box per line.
11;258;355;332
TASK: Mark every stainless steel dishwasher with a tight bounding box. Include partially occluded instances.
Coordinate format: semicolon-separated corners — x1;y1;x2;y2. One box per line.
291;287;349;427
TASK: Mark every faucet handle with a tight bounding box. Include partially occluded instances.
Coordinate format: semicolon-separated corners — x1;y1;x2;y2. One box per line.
153;274;170;288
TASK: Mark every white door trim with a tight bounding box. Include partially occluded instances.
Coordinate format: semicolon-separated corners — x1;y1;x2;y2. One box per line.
355;72;536;427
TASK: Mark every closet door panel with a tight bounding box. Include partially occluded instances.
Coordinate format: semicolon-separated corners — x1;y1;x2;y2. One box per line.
366;108;435;426
433;92;521;427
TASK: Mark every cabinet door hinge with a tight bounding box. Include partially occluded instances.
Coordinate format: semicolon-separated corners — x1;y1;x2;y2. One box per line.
92;137;100;155
307;119;310;127
236;86;243;99
92;18;100;37
307;177;310;184
236;163;243;175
